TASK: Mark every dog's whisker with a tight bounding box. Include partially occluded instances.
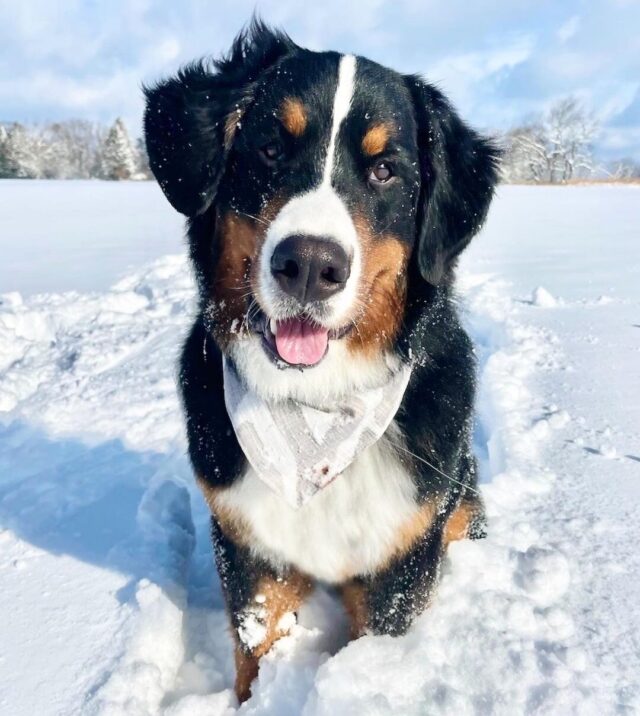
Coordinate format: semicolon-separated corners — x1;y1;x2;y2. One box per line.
370;217;398;239
236;210;270;227
392;443;482;498
236;296;257;335
212;276;254;289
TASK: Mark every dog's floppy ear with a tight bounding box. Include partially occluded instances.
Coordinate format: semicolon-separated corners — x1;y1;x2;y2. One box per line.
405;77;500;285
143;20;295;216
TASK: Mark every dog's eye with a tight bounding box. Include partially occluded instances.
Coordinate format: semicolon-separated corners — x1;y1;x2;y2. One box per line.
259;140;284;166
369;161;394;184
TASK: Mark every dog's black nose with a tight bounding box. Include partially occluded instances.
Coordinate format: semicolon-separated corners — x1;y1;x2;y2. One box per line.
270;235;351;304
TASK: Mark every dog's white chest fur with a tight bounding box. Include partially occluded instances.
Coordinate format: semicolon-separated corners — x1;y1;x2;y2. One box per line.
216;434;418;583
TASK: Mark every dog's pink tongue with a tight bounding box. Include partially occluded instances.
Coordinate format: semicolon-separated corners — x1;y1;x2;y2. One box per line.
275;318;329;366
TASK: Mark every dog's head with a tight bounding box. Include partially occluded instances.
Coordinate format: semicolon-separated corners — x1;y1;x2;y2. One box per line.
144;21;499;402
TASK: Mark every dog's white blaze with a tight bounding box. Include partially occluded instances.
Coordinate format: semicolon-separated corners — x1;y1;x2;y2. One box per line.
216;428;419;583
256;54;360;330
322;53;356;186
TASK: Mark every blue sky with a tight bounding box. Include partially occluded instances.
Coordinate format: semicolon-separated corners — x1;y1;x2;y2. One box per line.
1;0;639;160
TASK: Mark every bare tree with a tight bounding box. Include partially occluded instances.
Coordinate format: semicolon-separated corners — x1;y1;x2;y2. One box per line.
501;97;599;183
604;158;640;180
43;120;105;179
545;98;598;182
502;124;549;183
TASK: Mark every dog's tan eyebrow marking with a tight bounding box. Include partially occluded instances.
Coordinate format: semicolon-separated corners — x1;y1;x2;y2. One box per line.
362;122;393;156
280;97;308;137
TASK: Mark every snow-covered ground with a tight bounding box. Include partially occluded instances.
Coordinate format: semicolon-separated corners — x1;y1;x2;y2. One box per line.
0;180;184;296
0;182;638;715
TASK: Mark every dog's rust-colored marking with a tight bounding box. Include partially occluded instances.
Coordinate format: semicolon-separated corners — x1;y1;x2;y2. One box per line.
280;97;307;137
234;572;313;703
362;122;392;156
234;646;260;705
209;213;261;348
443;499;476;546
209;198;283;349
347;215;409;356
341;580;369;638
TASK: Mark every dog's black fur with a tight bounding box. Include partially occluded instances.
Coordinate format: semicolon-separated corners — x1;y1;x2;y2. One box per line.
144;20;499;702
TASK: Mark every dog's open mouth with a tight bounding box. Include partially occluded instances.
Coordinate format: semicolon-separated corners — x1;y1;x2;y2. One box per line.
250;308;351;368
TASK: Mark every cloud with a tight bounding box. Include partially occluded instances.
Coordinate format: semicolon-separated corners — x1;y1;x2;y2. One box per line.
556;15;581;43
0;0;639;159
600;126;640;160
424;35;535;113
609;88;640;126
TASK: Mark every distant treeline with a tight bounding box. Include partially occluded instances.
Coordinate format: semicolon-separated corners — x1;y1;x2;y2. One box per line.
2;98;639;183
0;118;151;180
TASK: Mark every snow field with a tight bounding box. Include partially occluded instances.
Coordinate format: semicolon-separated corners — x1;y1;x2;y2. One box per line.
0;183;638;714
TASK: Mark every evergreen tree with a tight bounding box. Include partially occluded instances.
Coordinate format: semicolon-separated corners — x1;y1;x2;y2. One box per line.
0;123;41;178
99;118;136;180
0;125;11;178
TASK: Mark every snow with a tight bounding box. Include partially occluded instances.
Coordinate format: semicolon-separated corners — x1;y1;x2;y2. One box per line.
0;180;184;296
531;286;558;307
1;183;639;714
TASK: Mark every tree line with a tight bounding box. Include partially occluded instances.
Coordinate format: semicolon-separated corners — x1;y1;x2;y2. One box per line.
501;97;639;182
0;117;150;180
1;98;639;182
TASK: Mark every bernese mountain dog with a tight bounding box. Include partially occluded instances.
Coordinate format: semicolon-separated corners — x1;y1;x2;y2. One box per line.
144;20;499;703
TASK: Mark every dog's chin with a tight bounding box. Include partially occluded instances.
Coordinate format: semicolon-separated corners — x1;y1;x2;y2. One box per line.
249;305;353;370
228;331;400;407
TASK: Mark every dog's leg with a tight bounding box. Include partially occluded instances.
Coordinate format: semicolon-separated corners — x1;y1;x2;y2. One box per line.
341;490;486;638
341;525;443;638
210;518;312;703
232;570;312;702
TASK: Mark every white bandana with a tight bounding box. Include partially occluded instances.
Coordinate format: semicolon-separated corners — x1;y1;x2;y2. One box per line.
223;358;412;508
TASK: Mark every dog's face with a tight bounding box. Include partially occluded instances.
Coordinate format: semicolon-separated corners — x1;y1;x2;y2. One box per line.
145;23;498;402
216;52;420;367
